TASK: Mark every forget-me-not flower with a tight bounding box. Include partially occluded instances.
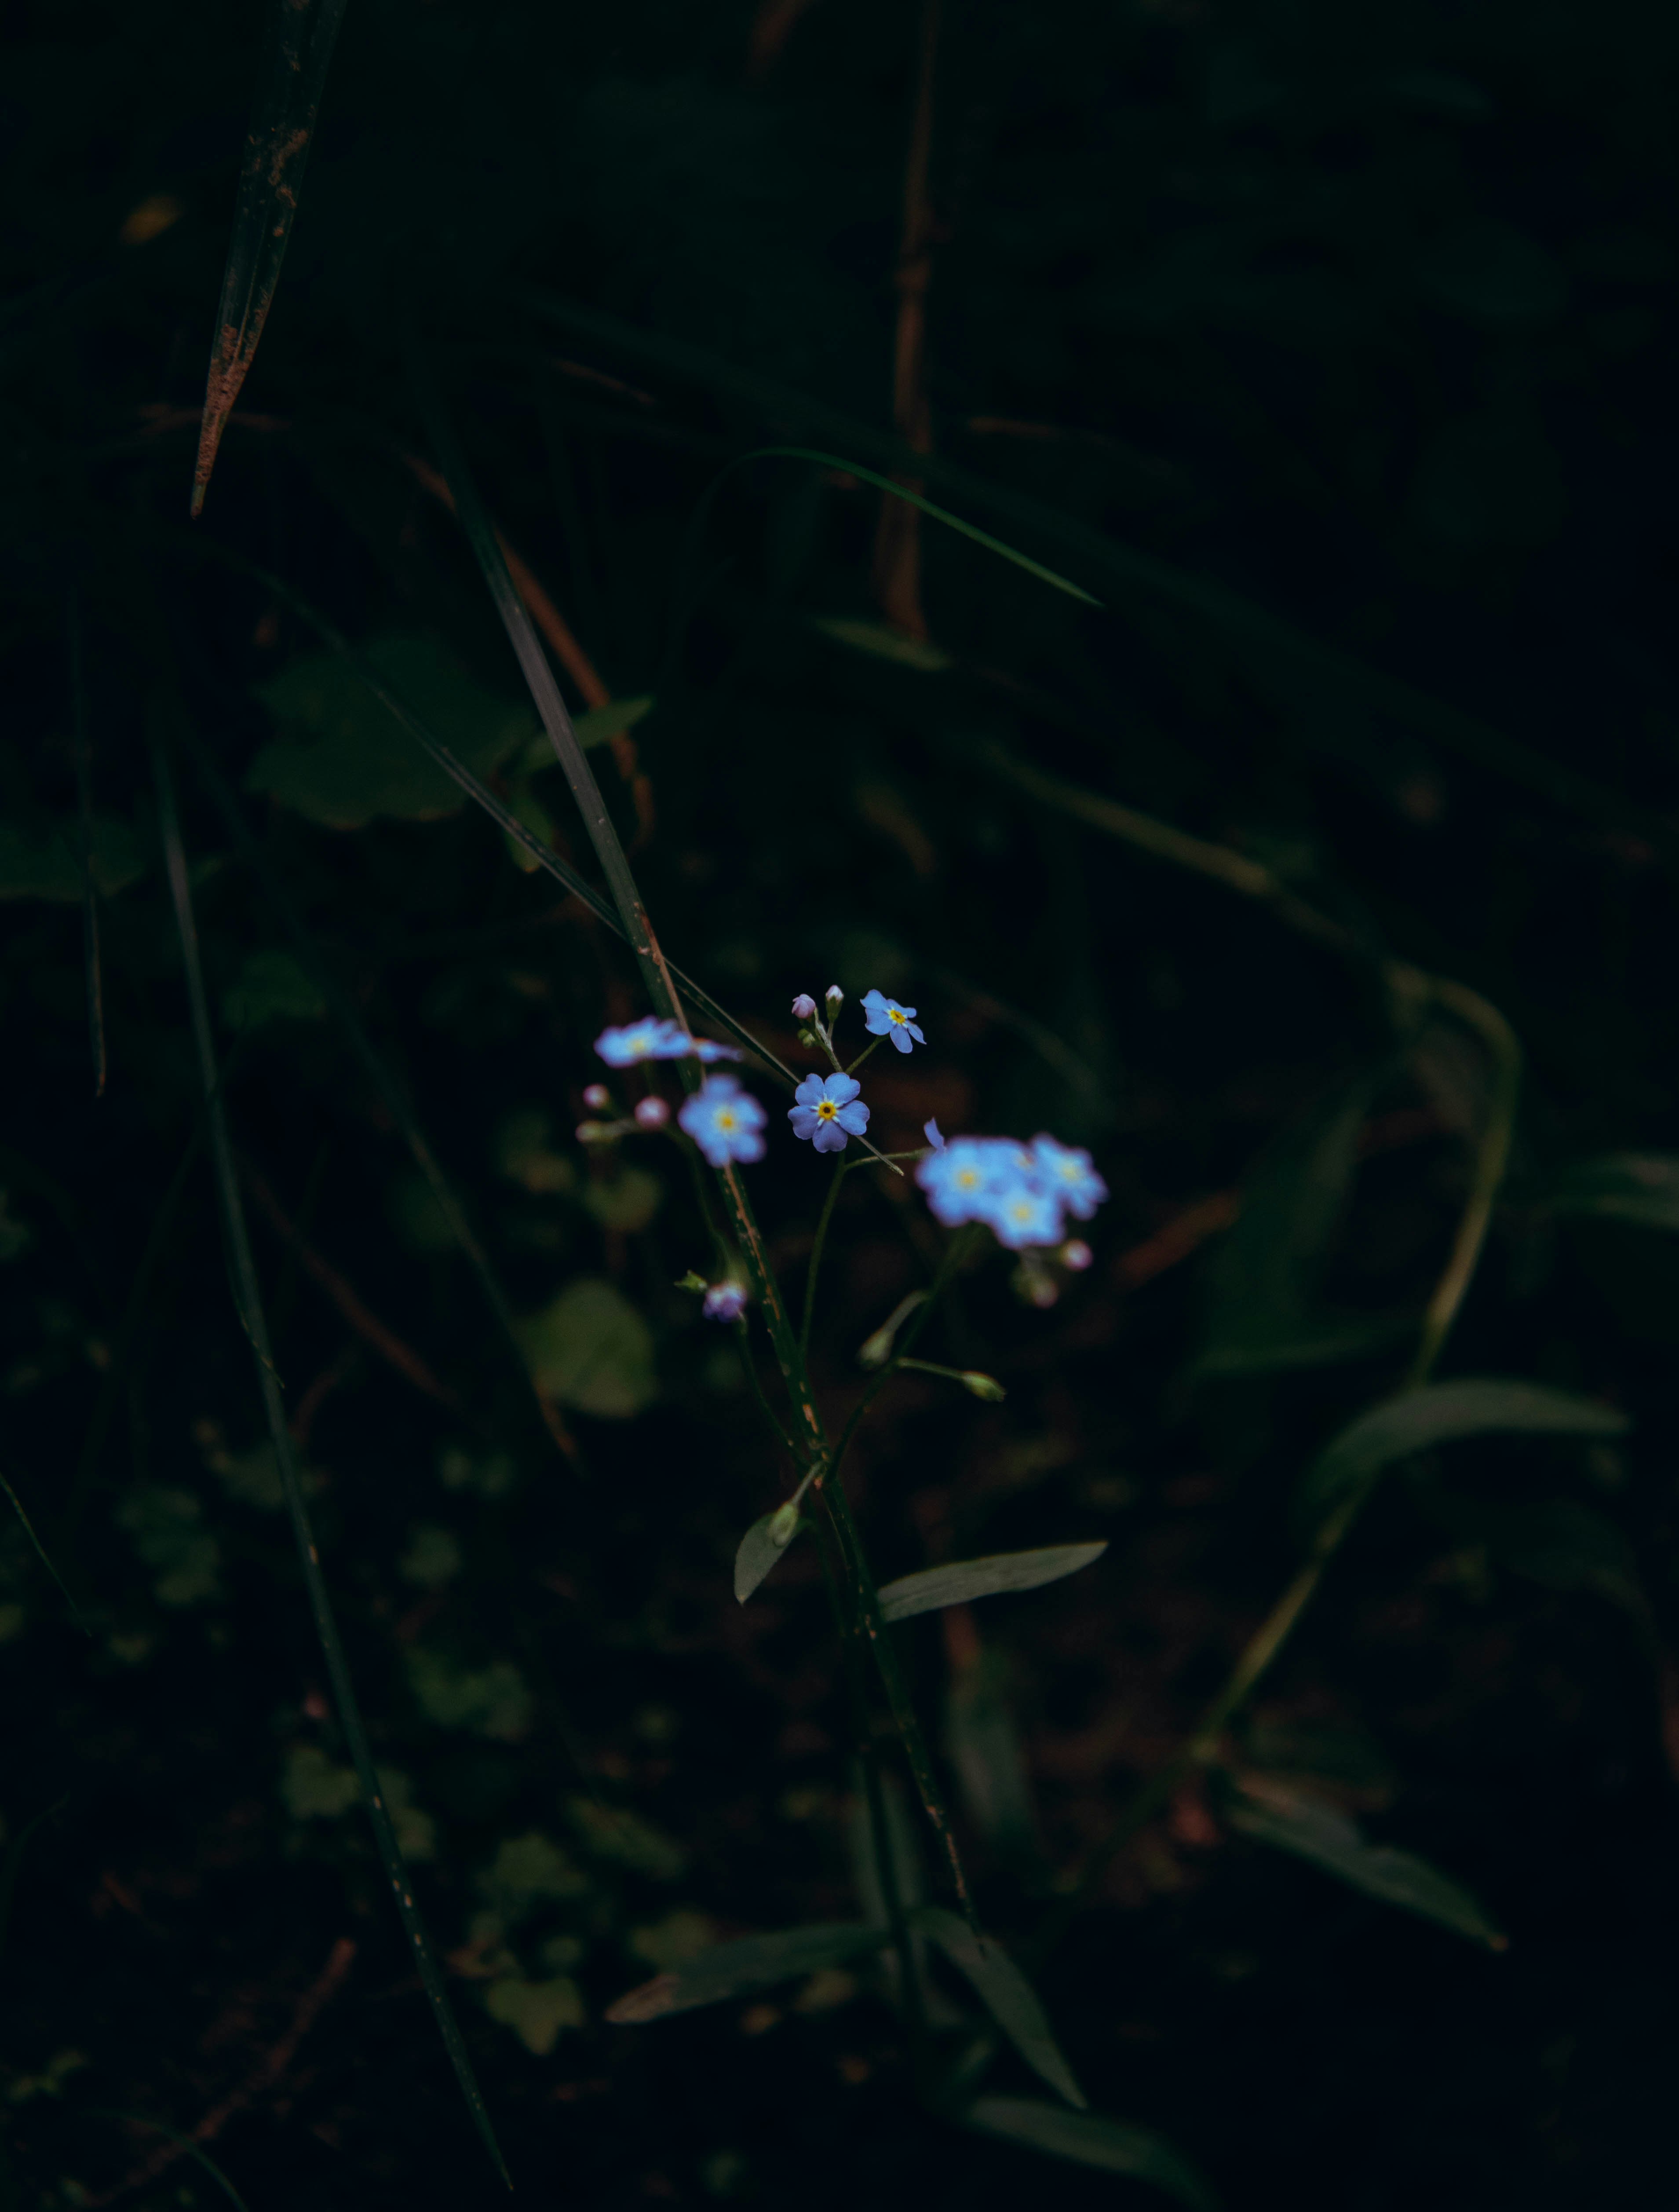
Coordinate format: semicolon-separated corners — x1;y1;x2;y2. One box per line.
596;1018;740;1068
917;1136;1015;1226
679;1075;766;1167
862;988;924;1054
789;1072;870;1155
703;1280;750;1322
1030;1134;1109;1221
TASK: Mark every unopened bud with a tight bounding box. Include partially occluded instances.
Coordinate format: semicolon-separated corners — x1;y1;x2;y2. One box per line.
575;1120;618;1145
797;1026;818;1049
703;1280;750;1324
791;993;817;1020
825;984;844;1006
1061;1240;1093;1272
674;1270;708;1293
634;1095;670;1129
582;1083;611;1111
768;1500;800;1548
960;1371;1006;1403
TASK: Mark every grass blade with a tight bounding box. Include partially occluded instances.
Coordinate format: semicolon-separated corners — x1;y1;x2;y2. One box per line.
81;2113;250;2212
1226;1782;1505;1948
0;1470;91;1634
504;284;1665;847
192;0;350;515
150;735;510;2190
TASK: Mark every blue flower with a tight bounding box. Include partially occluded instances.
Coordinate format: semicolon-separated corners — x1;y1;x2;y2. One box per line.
788;1072;870;1155
1030;1134;1108;1221
916;1136;1018;1226
862;989;925;1054
596;1018;740;1068
679;1075;766;1167
987;1177;1066;1250
703;1280;750;1322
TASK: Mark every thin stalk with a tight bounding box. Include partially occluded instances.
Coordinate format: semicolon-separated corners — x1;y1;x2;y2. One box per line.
734;1318;800;1462
846;1036;885;1077
150;738;510;2189
814;1519;927;2050
0;1471;90;1634
1041;979;1523;1946
801;1158;847;1362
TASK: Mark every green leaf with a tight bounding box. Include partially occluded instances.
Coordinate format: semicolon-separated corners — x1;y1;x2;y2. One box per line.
812;616;955;673
1298;1378;1628;1527
1226;1782;1505;1949
0;815;144;903
518;696;656;769
517;1279;657;1419
1545;1153;1679;1232
1197;1062;1390;1377
877;1543;1107;1624
221;949;325;1032
605;1923;886;2024
483;1974;585;2055
192;0;349;513
1194;1313;1415;1379
733;1506;804;1603
406;1650;533;1741
912;1906;1085;2110
248;636;536;829
947;1652;1044;1876
964;2100;1218;2211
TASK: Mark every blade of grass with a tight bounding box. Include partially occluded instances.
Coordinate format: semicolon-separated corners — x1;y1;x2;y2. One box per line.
405;334;974;1921
0;1470;91;1634
149;735;510;2190
504;284;1668;848
66;587;106;1097
192;0;350;515
81;2114;249;2212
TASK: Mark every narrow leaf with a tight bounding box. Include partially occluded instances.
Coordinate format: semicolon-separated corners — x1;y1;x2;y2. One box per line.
734;1508;801;1603
1297;1378;1628;1526
606;1923;885;2024
913;1906;1085;2109
878;1543;1107;1624
964;2099;1219;2211
193;0;350;514
151;737;510;2189
1227;1783;1505;1949
0;1470;91;1634
1545;1152;1679;1232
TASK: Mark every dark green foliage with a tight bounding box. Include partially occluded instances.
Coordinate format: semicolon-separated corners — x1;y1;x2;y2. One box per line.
4;0;1679;2205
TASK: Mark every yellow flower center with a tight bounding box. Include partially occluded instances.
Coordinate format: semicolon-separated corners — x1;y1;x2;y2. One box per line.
817;1099;838;1119
956;1168;979;1188
717;1111;737;1131
887;1007;905;1024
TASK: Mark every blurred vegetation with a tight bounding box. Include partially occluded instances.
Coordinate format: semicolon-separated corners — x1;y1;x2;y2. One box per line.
3;0;1679;2205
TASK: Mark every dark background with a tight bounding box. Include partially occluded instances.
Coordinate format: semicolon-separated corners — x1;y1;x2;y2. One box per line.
3;0;1679;2205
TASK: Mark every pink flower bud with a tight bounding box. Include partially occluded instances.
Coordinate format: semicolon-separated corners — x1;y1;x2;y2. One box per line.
1061;1240;1094;1272
791;993;818;1020
583;1083;611;1111
634;1096;670;1130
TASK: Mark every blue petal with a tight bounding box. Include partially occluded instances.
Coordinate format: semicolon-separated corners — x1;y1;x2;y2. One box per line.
812;1121;848;1153
888;1027;912;1053
794;1074;825;1107
835;1102;870;1134
789;1107;821;1140
825;1072;861;1104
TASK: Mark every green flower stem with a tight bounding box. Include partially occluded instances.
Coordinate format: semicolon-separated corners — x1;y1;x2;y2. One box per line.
408;350;971;1924
801;1157;848;1363
1040;979;1522;1950
813;1518;928;2049
152;738;509;2188
734;1317;800;1462
846;1035;885;1077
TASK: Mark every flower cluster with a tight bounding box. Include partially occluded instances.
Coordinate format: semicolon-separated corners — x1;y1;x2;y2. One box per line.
917;1125;1107;1250
595;1018;740;1068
